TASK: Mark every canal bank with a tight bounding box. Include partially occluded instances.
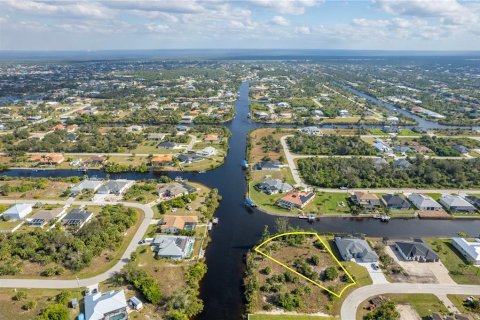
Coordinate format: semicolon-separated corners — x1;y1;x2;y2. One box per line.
3;82;480;320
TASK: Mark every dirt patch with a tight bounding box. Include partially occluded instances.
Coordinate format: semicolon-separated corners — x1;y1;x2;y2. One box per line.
397;304;421;320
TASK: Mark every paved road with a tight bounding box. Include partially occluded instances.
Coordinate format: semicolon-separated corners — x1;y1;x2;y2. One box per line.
340;283;480;320
0;198;153;289
280;135;480;194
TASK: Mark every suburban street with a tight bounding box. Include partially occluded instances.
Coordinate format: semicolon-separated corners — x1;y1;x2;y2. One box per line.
0;199;153;289
340;283;480;320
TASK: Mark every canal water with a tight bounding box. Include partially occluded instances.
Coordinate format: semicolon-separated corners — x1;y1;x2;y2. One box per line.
4;82;480;319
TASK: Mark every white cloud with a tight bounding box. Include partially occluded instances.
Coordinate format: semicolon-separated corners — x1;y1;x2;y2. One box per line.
249;0;323;15
0;0;111;19
296;26;312;35
271;15;290;26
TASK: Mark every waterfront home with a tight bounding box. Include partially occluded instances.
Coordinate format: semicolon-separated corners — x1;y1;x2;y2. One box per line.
255;160;283;171
439;195;477;213
62;208;93;228
334;236;378;263
373;140;393;153
350;192;381;210
157;182;197;198
338;109;349;116
373;157;388;169
151;155;173;167
392;159;412;169
408;193;443;211
451;238;480;265
255;179;293;195
381;194;411;210
152;235;194;259
276;191;315;210
176;153;203;163
204;134;220;143
392;145;414;153
87;155;107;165
158;141;177;149
395;241;439;262
29;153;65;165
160;215;198;233
1;204;33;221
70;179;104;196
84;290;128;320
197;146;217;157
465;195;480;209
96;179;134;195
28;207;66;227
300;126;321;135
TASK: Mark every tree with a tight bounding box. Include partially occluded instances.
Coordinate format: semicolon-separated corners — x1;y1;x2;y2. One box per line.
276;293;302;311
36;303;70;320
23;300;37;311
260;225;270;242
323;266;339;281
14;291;27;301
364;301;400;320
274;217;288;234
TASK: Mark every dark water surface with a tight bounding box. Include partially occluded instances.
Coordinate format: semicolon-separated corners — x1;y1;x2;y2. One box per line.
4;82;480;320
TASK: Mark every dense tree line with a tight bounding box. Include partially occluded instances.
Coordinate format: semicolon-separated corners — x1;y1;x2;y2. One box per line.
417;136;480;156
288;133;376;155
0;205;137;275
298;156;480;188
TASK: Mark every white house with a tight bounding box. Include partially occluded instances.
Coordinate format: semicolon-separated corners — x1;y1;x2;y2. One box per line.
451;238;480;265
84;290;128;320
197;146;217;157
1;204;33;221
407;193;443;211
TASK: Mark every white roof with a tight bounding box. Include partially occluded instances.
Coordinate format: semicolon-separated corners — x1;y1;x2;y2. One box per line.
440;195;475;208
408;193;442;208
85;290;127;320
452;238;480;262
3;203;32;215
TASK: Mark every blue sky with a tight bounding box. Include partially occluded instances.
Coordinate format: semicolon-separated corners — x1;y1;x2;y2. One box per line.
1;0;479;51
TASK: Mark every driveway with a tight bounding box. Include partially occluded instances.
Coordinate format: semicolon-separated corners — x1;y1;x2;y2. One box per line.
385;245;454;284
356;261;388;284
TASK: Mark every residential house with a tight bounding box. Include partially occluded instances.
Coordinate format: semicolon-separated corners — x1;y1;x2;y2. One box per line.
1;204;32;221
453;145;469;154
176;153;203;163
392;145;414;153
88;155;107;166
147;133;165;141
373;140;393;153
395;241;439;262
96;180;134;195
411;145;433;154
28;207;66;227
300;126;321;135
160;215;198;233
334;236;378;263
70;179;104;196
151;155;173;167
338;109;349;116
451;238;480;265
30;153;65;165
197;146;217;157
439;195;477;213
256;179;293;195
408;193;443;211
465;195;480;209
204;134;220;143
255;160;283;171
350;192;381;210
157;182;197;198
276;191;315;210
152;235;195;259
373;157;388;169
393;159;412;169
84;290;128;320
158;141;177;149
381;194;411;210
62;208;93;228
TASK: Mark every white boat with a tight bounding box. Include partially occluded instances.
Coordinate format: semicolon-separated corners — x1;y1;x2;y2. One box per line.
207;222;213;231
212;217;219;225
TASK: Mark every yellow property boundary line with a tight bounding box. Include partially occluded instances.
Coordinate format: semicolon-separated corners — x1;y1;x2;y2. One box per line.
254;231;356;298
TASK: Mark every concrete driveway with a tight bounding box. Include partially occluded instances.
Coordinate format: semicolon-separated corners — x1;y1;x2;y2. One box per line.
356;261;388;284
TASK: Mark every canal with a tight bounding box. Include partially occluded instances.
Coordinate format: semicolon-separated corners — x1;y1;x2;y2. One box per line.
4;81;480;320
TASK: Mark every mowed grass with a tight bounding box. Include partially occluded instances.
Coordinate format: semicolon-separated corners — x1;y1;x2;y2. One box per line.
447;295;480;315
388;294;448;318
427;239;480;285
249;315;335;320
307;192;351;215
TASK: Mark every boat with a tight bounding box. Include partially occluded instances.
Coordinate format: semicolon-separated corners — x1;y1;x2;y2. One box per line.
241;160;248;169
207;222;213;231
245;198;256;207
198;170;206;174
247;113;251;118
380;215;391;222
212;217;219;224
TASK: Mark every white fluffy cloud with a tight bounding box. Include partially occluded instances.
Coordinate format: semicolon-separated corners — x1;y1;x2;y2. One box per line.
271;16;290;26
248;0;323;15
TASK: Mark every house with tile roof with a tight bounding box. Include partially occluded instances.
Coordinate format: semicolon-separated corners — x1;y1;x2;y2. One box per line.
276;191;315;210
160;215;198;233
351;192;381;210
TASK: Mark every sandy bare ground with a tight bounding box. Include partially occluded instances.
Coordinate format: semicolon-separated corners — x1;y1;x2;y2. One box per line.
397;304;421;320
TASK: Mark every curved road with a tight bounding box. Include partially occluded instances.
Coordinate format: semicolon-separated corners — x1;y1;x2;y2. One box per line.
0;199;153;288
341;283;480;320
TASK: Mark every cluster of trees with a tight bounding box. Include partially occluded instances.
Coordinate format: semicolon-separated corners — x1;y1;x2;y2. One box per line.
104;163;149;173
200;188;221;220
417;136;480;156
165;262;207;320
158;192;198;215
288;133;376;155
364;300;400;320
260;134;281;153
124;183;157;202
0;205;137;274
0;178;49;195
298;156;480;188
120;264;162;305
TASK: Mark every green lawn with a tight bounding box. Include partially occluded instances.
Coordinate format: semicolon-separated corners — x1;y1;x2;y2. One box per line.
398;129;421;136
248;182;294;215
447;295;480;315
427;239;480;284
249;315;335;320
388;294;448;318
369;128;387;135
0;220;23;231
307;192;351;215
